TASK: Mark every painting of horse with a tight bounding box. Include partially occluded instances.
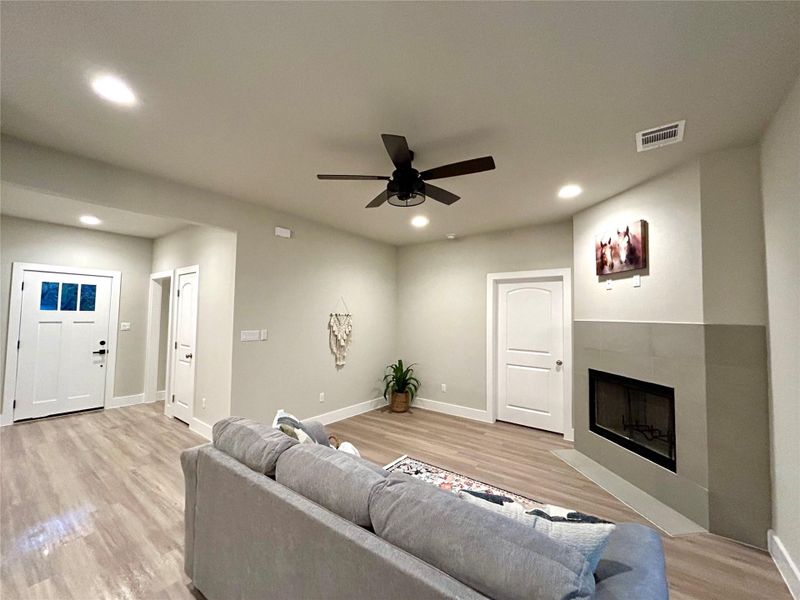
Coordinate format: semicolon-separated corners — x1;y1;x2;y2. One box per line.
595;220;648;275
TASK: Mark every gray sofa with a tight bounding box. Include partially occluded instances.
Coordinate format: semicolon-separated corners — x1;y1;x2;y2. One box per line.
181;417;668;600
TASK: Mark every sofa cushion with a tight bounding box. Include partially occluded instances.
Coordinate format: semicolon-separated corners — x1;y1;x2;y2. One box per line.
212;416;297;477
370;476;595;600
275;444;386;527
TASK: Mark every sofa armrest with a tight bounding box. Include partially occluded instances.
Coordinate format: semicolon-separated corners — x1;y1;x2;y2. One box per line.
594;523;668;600
180;444;208;579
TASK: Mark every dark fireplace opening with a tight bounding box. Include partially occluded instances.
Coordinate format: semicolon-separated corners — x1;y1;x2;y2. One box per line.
589;369;676;472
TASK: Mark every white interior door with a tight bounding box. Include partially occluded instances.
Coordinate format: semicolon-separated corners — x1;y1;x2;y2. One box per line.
171;268;198;424
496;279;565;433
15;270;112;420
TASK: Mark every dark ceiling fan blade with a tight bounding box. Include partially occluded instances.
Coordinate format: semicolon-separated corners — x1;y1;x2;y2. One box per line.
420;156;496;181
381;134;412;169
317;174;390;180
365;189;389;208
424;183;460;205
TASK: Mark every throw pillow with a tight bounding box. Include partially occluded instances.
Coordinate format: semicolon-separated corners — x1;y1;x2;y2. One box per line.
458;490;615;573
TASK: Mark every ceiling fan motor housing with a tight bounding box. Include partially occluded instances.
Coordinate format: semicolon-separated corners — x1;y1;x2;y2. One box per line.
387;168;426;206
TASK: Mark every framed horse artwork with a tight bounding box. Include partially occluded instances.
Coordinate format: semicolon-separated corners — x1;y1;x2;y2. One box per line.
595;220;648;276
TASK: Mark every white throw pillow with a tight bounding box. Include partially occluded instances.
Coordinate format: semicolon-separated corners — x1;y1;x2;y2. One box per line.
458;491;615;572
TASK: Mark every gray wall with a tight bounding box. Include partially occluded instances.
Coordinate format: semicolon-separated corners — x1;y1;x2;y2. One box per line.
1;136;398;426
761;74;800;567
396;222;573;411
153;225;237;428
0;216;153;400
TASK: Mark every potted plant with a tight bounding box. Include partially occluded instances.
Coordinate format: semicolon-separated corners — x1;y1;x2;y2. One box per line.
383;359;420;413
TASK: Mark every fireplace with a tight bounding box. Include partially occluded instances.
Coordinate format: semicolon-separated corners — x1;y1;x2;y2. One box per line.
589;369;676;471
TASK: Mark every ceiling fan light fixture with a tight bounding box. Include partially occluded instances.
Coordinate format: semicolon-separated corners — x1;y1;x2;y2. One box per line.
388;190;426;207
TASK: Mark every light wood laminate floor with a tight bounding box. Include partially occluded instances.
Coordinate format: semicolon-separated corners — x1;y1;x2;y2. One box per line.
1;401;790;599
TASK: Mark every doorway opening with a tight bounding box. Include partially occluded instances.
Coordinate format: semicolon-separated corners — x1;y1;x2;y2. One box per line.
486;268;573;440
143;272;173;411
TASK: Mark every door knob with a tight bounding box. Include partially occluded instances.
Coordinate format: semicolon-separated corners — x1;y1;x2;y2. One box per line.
555;360;563;366
185;353;193;359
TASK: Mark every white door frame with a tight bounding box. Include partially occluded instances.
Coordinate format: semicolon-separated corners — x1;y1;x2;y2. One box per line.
143;271;174;414
2;262;122;426
170;265;200;422
486;268;573;441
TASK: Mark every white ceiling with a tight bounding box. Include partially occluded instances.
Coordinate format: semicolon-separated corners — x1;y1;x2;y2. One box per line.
2;2;799;245
1;182;188;239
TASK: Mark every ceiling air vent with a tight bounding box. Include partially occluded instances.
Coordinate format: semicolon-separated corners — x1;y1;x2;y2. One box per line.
636;120;685;152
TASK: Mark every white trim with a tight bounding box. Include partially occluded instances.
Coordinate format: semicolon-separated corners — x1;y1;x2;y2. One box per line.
2;262;122;426
486;268;573;438
573;318;704;325
190;418;213;441
770;530;800;599
143;272;174;409
106;393;145;409
413;397;493;423
307;397;388;426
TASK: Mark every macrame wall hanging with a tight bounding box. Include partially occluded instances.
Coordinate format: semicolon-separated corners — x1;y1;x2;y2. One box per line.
329;297;352;367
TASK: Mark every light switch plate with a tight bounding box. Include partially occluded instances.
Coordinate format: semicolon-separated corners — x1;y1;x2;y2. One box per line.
605;280;613;291
120;322;131;331
633;275;641;288
240;329;260;342
441;383;447;393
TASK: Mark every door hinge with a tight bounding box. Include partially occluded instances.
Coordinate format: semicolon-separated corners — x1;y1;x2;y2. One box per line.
174;341;177;350
13;400;16;409
16;340;20;350
21;281;24;291
171;394;175;404
177;289;181;297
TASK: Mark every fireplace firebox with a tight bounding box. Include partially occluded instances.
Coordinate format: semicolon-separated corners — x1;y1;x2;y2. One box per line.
588;369;676;472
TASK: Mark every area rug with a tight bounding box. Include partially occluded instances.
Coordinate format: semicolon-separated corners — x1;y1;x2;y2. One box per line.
384;455;544;510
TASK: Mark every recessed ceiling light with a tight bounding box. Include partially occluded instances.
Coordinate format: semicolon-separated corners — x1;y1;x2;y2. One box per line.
80;215;102;226
90;74;137;106
411;215;429;228
446;233;457;240
558;184;583;199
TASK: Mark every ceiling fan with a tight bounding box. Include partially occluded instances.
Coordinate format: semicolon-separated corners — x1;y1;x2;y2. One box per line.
317;134;496;208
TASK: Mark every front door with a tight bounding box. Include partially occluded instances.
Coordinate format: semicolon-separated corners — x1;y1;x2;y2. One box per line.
496;279;565;433
15;270;113;420
171;268;198;424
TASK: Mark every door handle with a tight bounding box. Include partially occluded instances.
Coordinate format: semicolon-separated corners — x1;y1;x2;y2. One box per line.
555;360;563;366
185;353;193;359
92;349;107;355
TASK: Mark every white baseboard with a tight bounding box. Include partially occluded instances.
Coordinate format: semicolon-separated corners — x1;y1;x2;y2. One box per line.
412;397;493;423
190;418;213;441
106;393;145;409
564;427;575;442
307;397;388;426
156;390;166;402
769;530;800;599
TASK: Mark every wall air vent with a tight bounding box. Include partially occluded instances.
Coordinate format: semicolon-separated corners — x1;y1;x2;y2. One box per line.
635;120;685;152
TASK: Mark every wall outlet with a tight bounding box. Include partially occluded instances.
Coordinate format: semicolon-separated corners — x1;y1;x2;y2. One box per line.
441;383;447;393
201;397;207;409
240;329;260;342
120;322;131;331
319;392;325;403
259;329;268;341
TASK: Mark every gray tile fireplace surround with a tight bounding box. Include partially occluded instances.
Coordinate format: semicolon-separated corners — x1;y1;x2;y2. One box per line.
573;320;771;549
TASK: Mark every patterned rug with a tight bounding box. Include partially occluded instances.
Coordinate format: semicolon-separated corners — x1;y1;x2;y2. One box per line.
384;455;544;510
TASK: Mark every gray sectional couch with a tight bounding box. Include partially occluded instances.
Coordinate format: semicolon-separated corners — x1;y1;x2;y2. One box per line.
181;417;668;599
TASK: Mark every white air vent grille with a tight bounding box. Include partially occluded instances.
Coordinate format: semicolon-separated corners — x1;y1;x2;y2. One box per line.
636;120;685;152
